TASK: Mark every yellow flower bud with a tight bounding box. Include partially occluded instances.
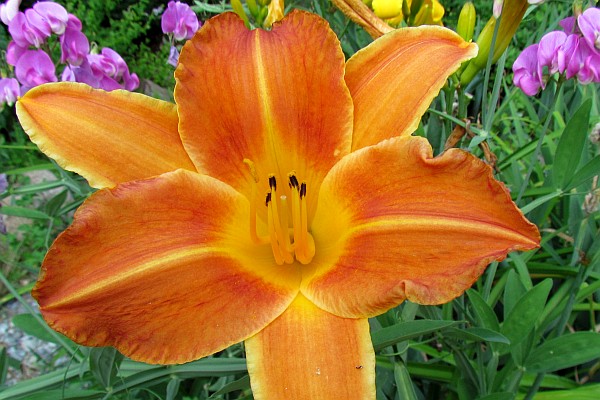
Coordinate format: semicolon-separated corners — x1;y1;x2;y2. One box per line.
264;0;284;28
372;0;403;20
457;2;476;41
460;0;528;85
411;0;444;26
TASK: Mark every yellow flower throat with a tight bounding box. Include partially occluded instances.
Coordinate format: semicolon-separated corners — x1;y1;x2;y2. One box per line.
245;159;316;265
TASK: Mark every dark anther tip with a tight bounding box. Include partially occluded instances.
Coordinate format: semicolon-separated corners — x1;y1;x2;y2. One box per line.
300;182;307;198
268;175;277;190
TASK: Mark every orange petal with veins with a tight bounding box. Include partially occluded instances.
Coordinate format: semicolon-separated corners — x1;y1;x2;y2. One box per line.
34;170;300;364
16;82;195;188
303;136;540;318
346;26;478;151
245;294;375;400
175;11;353;221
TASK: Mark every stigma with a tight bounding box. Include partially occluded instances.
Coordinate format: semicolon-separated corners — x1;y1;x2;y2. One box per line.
244;160;315;265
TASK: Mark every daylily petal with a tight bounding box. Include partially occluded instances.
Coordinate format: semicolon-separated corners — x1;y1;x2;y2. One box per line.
346;26;478;151
245;294;375;400
16;82;195;189
175;11;353;218
33;169;301;364
303;136;540;318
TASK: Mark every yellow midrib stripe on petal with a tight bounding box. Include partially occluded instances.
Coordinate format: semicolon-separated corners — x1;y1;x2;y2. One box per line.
45;246;229;309
253;32;281;175
346;214;539;247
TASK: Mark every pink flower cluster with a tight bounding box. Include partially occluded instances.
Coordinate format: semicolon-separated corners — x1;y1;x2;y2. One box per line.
513;7;600;96
161;1;200;67
0;0;139;106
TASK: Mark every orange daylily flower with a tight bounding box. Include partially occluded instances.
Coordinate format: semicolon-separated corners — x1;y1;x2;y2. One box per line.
16;10;540;399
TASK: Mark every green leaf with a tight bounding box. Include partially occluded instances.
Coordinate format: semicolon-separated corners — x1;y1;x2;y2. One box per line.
0;347;8;386
166;377;181;400
564;155;600;191
524;332;600;373
12;389;106;399
553;99;592;189
12;314;64;344
89;347;123;389
516;384;600;400
0;206;50;220
444;327;510;344
209;375;251;399
372;320;458;350
476;392;513;400
43;189;68;216
504;269;526;318
467;289;500;332
394;361;418;400
499;279;552;354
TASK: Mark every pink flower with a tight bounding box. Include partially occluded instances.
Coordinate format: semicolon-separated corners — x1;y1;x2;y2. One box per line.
563;35;600;83
65;13;82;30
537;31;568;79
64;48;139;92
6;40;27;66
168;45;179;67
559;16;577;34
0;77;20;106
0;0;21;25
8;10;51;47
33;1;68;35
60;25;90;66
578;7;600;55
513;44;543;96
15;49;57;90
161;1;199;41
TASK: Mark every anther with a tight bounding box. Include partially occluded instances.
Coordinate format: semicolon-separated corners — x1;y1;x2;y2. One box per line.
300;182;307;198
288;173;299;189
268;175;277;190
265;192;272;206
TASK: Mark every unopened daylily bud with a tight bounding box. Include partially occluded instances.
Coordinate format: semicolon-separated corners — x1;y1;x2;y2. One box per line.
372;0;403;20
231;0;250;26
460;0;528;85
247;0;259;18
263;0;284;28
457;2;476;42
330;0;394;38
412;0;444;26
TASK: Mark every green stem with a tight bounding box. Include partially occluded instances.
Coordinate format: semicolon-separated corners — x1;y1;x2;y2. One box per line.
516;80;563;204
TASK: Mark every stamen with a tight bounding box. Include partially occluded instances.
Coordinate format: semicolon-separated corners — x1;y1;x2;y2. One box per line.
279;196;295;255
269;176;294;264
296;181;315;264
268;174;277;190
267;199;285;265
250;169;316;265
289;174;302;254
244;159;269;245
288;172;299;189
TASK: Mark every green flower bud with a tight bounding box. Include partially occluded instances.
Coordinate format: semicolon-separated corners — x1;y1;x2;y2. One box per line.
457;2;476;42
